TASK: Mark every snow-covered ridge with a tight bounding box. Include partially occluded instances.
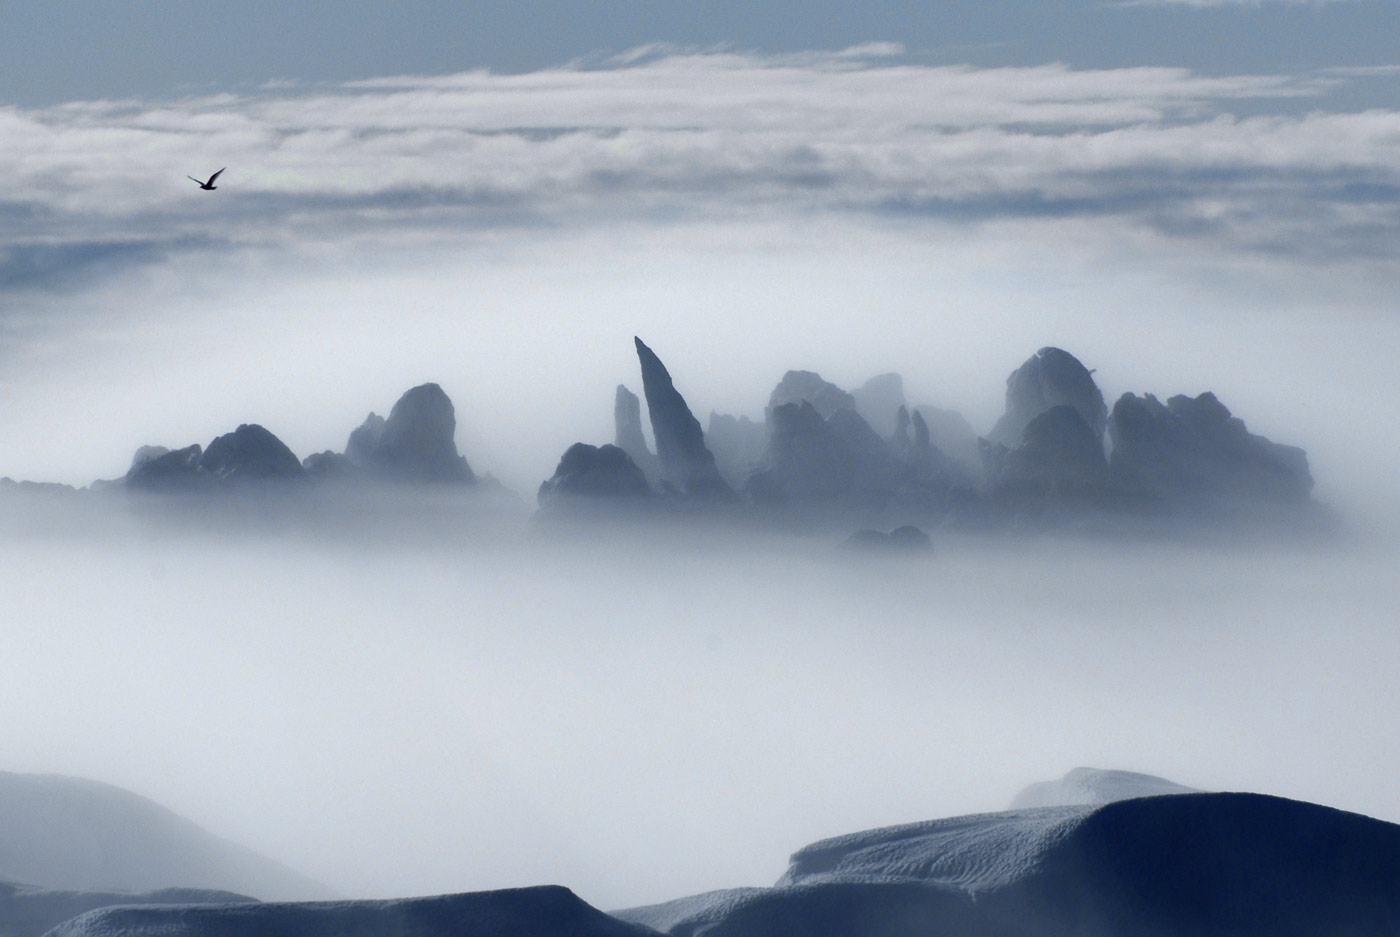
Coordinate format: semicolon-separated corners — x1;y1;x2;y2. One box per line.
0;883;252;937
620;790;1400;936
14;770;1400;936
42;886;658;937
778;806;1091;892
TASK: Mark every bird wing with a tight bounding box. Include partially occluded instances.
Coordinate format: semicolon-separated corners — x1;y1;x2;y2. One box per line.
207;168;225;185
187;176;203;184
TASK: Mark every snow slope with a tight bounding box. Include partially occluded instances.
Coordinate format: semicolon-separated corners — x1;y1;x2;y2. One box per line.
778;805;1090;891
619;793;1400;937
42;886;660;937
0;882;251;937
0;773;327;901
619;882;1000;937
18;768;1400;936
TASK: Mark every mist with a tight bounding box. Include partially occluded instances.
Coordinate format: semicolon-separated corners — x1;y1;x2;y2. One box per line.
3;480;1399;911
6;207;1400;916
5;215;1400;529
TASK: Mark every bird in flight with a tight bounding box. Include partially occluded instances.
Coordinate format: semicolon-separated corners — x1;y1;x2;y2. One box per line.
187;168;225;190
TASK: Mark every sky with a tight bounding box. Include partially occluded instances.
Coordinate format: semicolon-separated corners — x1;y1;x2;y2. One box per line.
4;2;1400;107
4;0;1400;913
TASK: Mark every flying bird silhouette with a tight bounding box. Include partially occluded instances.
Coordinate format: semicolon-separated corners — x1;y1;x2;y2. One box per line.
187;168;225;190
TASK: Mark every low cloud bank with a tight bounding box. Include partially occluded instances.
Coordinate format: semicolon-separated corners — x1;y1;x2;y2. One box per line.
3;49;1399;302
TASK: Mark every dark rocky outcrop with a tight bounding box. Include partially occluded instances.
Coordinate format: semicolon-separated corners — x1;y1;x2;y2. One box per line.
706;412;768;491
851;373;906;438
977;438;1009;490
614;385;661;484
537;444;653;504
347;384;475;484
745;404;908;515
913;405;982;480
910;409;929;451
0;478;78;497
1108;392;1313;505
300;450;358;480
344;413;386;466
123;426;305;490
199;425;306;481
898;409;948;482
827;409;906;495
15;335;1328;539
633;337;732;498
884;409;972;521
880;461;981;531
745;402;856;504
998;406;1109;488
977;405;1132;527
767;371;855;423
890;406;913;459
529;336;1325;534
841;525;934;553
989;347;1107;448
379;384;474;482
130;446;170;468
124;444;208;492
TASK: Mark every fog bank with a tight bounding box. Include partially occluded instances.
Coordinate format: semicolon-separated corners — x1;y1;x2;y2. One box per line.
4;508;1396;909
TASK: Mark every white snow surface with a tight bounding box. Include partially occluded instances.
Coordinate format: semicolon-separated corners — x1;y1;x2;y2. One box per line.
1008;767;1200;810
0;773;329;901
613;888;767;934
777;806;1092;892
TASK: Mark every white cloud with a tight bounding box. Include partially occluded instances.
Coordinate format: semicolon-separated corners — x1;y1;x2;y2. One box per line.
1321;65;1400;77
1;49;1397;317
834;41;907;59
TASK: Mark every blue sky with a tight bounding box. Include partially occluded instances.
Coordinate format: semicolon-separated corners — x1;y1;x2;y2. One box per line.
5;1;1399;106
2;1;1399;497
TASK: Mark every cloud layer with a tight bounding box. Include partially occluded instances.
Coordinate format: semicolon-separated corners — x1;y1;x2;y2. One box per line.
4;46;1399;292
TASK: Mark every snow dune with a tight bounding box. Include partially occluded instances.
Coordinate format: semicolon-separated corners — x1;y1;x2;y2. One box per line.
0;883;251;937
778;805;1090;892
620;881;997;937
14;768;1400;936
620;792;1400;936
41;886;658;937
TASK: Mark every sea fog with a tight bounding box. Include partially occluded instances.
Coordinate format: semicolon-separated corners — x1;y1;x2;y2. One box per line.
4;205;1400;915
3;492;1397;912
